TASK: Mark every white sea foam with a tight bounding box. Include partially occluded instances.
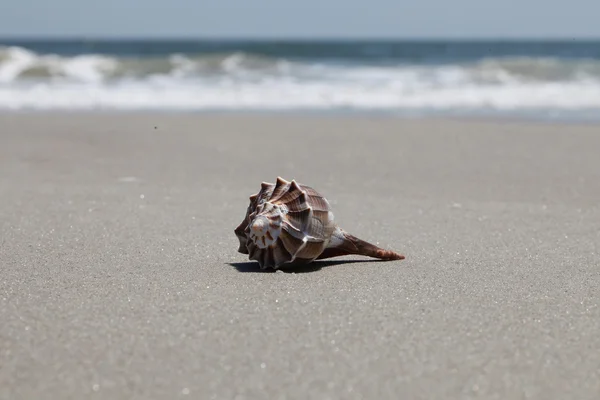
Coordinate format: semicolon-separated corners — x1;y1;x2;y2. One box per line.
0;46;117;83
1;46;600;117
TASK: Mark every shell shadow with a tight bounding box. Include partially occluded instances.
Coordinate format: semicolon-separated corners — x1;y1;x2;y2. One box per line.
227;258;388;273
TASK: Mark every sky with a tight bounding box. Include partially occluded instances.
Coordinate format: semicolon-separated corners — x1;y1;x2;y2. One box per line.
1;0;599;39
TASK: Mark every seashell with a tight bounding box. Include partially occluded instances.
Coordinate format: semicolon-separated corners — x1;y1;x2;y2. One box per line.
234;177;405;270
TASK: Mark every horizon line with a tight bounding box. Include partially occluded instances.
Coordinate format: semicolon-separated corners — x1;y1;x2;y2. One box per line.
1;34;600;42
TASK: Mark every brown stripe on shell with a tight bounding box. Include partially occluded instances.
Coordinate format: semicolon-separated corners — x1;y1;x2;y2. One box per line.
306;215;326;239
281;219;307;240
282;192;309;212
311;210;333;236
306;195;330;211
278;230;305;257
300;187;331;210
269;177;291;202
285;208;312;232
272;182;306;210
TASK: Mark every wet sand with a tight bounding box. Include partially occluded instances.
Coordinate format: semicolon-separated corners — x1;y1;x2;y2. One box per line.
1;113;599;399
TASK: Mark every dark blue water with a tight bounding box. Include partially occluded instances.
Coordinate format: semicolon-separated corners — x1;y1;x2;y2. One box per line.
2;38;600;63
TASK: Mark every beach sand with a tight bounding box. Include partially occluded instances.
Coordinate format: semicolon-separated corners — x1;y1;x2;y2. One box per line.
1;113;599;399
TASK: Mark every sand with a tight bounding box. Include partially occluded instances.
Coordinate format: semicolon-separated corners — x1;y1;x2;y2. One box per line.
1;113;599;399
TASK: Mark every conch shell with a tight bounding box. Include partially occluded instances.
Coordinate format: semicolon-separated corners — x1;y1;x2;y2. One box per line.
234;177;405;269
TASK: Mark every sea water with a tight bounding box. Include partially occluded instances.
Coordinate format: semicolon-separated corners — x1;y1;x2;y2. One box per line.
1;38;600;120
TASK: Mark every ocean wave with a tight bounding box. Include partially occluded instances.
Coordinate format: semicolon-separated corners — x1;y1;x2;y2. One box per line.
1;46;600;114
0;46;297;81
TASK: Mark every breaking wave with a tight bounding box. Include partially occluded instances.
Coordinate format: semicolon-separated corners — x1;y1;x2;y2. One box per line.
1;45;600;117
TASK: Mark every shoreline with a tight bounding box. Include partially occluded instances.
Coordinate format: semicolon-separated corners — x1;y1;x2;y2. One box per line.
3;108;600;126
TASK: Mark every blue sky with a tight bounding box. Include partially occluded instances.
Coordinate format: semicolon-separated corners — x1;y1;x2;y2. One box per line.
1;0;599;38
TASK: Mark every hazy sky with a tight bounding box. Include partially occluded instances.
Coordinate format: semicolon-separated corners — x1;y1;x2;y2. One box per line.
1;0;599;39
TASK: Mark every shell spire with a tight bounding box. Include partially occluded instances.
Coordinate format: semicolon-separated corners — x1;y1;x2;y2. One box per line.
234;177;405;270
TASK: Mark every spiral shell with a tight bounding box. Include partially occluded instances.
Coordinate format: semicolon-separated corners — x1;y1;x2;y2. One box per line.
234;177;336;269
235;177;405;270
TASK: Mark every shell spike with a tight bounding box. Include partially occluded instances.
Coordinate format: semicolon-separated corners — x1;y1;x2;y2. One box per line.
276;176;289;185
290;180;302;191
318;228;405;261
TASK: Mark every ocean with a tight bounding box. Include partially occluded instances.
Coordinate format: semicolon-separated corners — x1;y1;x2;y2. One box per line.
1;38;600;119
